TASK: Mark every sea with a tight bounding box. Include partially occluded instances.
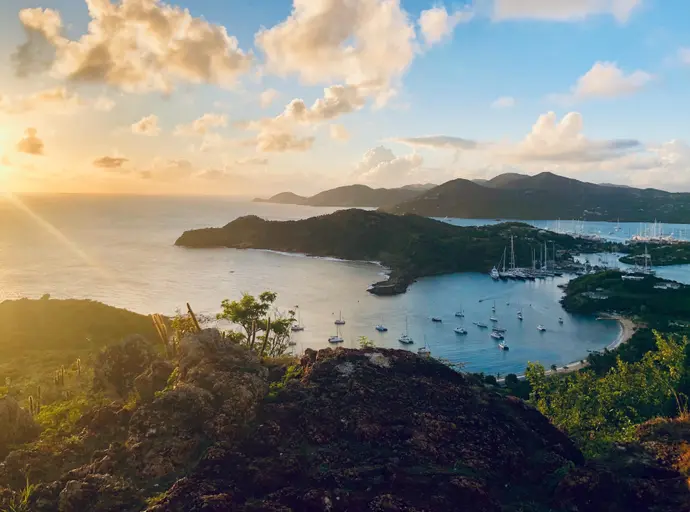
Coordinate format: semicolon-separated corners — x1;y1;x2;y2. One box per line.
3;194;690;376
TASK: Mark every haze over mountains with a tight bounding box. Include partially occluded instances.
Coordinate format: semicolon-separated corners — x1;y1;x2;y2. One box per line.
257;172;690;223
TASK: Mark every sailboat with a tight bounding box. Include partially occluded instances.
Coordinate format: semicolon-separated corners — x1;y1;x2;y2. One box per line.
417;336;431;357
454;327;468;335
334;311;346;325
517;309;523;321
455;309;465;317
492;300;496;312
328;324;344;344
498;342;509;351
490;331;504;340
490;266;500;280
291;305;305;332
399;317;414;344
537;325;546;332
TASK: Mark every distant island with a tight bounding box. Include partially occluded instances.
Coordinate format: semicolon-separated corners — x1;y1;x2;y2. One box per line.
381;172;690;222
253;184;435;208
175;209;610;295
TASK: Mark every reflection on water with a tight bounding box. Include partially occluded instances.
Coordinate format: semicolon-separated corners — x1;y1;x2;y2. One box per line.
4;195;686;375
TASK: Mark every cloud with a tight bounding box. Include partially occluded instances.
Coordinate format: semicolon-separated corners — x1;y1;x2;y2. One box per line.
493;0;642;23
260;89;279;108
235;157;269;166
419;6;473;46
0;87;83;115
571;62;652;99
131;115;161;136
139;158;195;180
491;96;515;109
255;0;416;102
16;128;45;156
353;146;424;186
392;136;478;150
256;131;315;153
16;1;252;93
679;48;690;65
93;156;129;170
94;96;116;112
502;111;643;164
175;113;227;136
330;124;350;141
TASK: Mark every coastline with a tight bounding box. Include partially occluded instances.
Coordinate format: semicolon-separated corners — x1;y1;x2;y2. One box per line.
498;315;638;382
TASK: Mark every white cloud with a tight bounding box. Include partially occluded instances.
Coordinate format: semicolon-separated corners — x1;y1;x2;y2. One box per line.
94;96;116;112
419;6;473;46
235;157;269;166
493;0;642;23
255;131;315;153
491;96;515;109
260;89;279;108
140;158;195;180
0;87;83;115
330;124;350;141
17;1;252;93
392;136;477;150
626;140;690;190
679;48;690;65
353;146;423;186
16;128;45;156
572;61;652;99
175;113;228;136
255;0;416;102
131;115;161;136
93;156;129;170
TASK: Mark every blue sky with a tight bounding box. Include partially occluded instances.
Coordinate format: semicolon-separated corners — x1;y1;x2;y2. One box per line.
0;0;689;195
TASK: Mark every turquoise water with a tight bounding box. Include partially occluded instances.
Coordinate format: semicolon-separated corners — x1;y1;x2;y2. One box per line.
1;195;678;375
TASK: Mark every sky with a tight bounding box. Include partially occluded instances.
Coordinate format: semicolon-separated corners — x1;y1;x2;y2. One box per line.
0;0;689;196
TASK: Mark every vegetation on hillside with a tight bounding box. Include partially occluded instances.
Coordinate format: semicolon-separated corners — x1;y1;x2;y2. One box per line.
620;242;690;266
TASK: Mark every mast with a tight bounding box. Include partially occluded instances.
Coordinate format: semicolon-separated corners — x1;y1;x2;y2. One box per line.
502;247;507;273
510;236;516;270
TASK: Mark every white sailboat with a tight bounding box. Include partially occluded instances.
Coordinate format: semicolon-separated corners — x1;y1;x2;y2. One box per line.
537;325;546;332
454;327;467;335
455;309;465;318
517;309;523;321
334;310;346;325
328;324;344;344
417;336;431;357
291;305;305;332
399;316;414;344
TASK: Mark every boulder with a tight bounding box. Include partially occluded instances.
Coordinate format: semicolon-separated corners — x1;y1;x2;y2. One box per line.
0;396;41;459
134;360;175;402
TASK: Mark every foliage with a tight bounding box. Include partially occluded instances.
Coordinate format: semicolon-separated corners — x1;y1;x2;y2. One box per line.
217;291;295;358
358;336;375;349
525;334;689;455
268;364;303;399
35;394;104;441
620;242;690;267
1;478;36;512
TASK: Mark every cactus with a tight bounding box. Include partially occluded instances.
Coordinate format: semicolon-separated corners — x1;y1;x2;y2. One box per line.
186;303;202;333
152;313;173;356
259;316;272;357
29;396;35;416
37;385;41;414
76;358;82;378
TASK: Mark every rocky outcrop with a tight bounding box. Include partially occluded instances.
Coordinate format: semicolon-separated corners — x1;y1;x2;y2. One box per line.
0;396;41;459
134;360;174;402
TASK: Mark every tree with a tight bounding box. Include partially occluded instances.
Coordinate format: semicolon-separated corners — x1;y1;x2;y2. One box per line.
217;291;295;357
504;374;519;388
359;336;375;349
550;364;558;372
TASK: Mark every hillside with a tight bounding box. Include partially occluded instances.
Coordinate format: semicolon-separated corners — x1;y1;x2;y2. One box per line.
382;172;690;222
254;184;422;207
175;209;610;294
2;334;688;511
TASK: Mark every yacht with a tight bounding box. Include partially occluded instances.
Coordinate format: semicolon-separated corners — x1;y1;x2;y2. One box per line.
490;267;500;280
454;327;468;335
490;331;504;340
399;317;414;344
537;325;546;332
334;311;346;325
417;342;431;357
375;324;388;332
490;316;498;322
498;342;509;351
517;310;523;321
455;310;465;318
328;335;344;344
558;317;564;324
431;317;443;323
291;306;305;332
474;321;488;328
492;327;507;333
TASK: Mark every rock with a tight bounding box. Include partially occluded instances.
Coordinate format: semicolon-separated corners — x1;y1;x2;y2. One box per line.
57;474;144;511
93;335;157;399
0;396;41;459
134;360;174;402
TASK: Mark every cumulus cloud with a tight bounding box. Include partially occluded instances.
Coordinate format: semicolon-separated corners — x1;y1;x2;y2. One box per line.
572;62;652;99
491;96;515;109
260;89;279;108
16;1;252;93
419;6;473;46
93;156;129;170
175;113;227;136
0;87;84;115
353;146;423;186
235;157;269;166
16;128;45;155
330;124;350;141
493;0;642;23
131;115;161;136
255;0;416;102
256;131;315;153
500;111;642;164
392;136;478;150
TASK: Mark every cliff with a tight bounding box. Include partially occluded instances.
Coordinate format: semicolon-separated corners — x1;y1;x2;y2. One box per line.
1;331;688;510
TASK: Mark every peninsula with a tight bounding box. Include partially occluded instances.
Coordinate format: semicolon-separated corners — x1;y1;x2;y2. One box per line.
619;242;690;267
175;209;610;295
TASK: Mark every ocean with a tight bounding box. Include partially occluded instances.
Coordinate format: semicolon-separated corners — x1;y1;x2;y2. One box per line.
4;194;686;376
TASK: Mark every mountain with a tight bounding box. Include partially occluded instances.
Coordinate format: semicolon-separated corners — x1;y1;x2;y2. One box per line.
254;184;422;207
382;172;690;222
175;209;609;294
400;183;437;191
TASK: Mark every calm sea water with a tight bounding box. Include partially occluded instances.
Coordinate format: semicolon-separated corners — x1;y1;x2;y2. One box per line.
4;194;685;375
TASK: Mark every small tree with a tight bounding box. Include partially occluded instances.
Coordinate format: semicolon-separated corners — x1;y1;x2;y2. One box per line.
550;364;558;372
359;336;375;349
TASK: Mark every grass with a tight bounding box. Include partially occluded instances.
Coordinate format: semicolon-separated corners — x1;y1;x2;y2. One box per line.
0;478;36;512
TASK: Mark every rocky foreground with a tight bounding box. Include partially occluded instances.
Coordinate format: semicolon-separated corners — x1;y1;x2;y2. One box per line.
1;331;689;511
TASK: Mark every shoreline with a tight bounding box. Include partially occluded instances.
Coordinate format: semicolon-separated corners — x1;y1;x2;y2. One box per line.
498;315;638;382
